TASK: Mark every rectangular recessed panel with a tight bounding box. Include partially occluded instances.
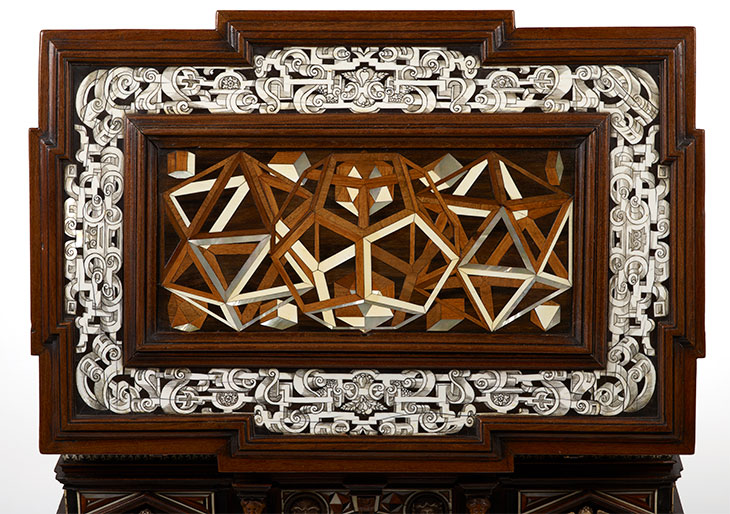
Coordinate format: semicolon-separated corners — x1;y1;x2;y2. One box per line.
159;148;575;336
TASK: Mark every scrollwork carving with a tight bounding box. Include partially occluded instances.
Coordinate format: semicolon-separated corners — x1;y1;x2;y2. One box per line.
284;493;327;514
465;497;490;514
66;47;666;434
406;492;449;514
240;499;266;514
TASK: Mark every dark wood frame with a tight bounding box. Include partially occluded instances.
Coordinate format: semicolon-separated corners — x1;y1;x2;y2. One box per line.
124;113;610;369
29;11;705;474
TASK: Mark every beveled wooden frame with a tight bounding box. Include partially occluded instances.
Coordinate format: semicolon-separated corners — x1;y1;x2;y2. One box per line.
29;11;704;473
124;113;609;369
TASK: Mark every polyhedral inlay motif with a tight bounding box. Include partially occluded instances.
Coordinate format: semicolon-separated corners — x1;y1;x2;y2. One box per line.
162;150;572;333
162;152;314;331
419;151;573;332
270;152;460;332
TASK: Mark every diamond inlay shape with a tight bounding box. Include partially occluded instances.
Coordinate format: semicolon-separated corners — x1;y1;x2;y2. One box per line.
418;151;573;331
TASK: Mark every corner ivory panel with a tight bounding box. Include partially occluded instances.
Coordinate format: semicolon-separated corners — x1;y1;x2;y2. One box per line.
30;10;703;493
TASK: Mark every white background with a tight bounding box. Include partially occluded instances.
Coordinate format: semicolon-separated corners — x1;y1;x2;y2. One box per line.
0;1;727;512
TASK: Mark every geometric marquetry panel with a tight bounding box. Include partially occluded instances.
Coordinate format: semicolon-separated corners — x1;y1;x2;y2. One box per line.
161;149;573;334
76;491;215;514
518;489;658;514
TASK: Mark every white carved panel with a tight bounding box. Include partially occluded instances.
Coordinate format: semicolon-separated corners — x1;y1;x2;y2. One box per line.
65;47;667;434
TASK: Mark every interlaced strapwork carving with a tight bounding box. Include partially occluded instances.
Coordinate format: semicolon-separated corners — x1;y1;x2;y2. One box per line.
66;48;666;432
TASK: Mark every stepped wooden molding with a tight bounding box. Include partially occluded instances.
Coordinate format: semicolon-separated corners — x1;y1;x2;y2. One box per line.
30;10;704;475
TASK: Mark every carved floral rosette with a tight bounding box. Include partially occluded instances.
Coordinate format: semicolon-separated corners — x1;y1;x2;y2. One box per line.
65;47;667;435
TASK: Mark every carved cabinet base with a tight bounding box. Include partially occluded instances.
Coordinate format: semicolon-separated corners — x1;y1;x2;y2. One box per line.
56;455;683;514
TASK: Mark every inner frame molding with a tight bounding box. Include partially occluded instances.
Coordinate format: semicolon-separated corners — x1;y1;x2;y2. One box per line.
69;52;661;433
124;114;609;371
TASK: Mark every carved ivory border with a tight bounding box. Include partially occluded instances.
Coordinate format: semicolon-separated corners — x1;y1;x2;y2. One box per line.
64;47;668;435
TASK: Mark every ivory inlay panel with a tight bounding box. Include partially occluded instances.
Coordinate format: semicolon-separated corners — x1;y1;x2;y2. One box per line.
65;47;666;434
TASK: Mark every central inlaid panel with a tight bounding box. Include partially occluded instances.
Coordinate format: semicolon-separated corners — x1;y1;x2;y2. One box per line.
124;114;607;368
160;149;574;335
